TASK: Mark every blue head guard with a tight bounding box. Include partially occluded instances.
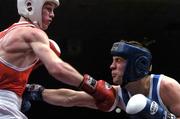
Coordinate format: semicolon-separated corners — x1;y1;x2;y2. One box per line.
111;41;152;86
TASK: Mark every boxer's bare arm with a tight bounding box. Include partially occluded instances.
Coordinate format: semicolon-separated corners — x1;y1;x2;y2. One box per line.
42;88;97;109
26;28;83;87
160;76;180;118
22;83;118;112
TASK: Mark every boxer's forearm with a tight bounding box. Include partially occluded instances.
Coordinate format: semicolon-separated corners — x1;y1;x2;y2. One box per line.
43;88;97;109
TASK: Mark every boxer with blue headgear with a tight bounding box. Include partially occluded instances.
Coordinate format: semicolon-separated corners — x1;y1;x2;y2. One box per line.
109;40;178;119
17;39;180;119
111;40;152;86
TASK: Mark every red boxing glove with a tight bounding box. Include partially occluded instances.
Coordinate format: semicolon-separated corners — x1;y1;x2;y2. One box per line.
79;74;117;112
95;80;117;112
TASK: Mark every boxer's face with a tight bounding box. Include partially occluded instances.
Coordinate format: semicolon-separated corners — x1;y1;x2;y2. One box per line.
41;2;57;30
110;56;127;85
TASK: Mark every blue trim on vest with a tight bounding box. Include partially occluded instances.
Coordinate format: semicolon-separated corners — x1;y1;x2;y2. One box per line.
151;74;160;104
122;88;130;106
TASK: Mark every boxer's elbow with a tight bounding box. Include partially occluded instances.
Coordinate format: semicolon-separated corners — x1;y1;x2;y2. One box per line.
170;105;180;118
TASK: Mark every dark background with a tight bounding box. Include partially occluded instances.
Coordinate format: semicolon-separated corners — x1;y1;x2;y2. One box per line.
1;0;180;118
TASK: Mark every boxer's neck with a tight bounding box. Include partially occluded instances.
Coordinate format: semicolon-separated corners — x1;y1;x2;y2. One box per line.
125;75;151;96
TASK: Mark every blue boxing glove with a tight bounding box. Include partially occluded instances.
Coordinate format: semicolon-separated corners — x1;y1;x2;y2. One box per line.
21;84;45;113
21;98;31;113
126;94;176;119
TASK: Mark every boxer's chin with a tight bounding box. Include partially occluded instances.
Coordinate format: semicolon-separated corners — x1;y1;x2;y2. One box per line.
42;24;49;30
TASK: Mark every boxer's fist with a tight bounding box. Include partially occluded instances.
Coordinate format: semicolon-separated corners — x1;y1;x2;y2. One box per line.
23;84;45;101
79;74;117;112
21;84;45;113
126;94;176;119
21;99;31;113
95;80;117;112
